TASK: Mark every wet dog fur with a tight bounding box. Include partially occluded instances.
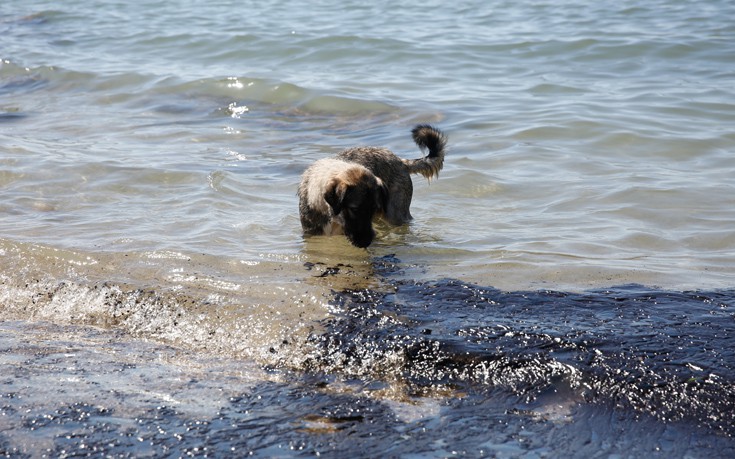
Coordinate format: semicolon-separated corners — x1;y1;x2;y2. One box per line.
298;124;447;248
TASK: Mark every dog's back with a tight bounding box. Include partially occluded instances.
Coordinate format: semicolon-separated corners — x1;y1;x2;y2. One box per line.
337;125;447;181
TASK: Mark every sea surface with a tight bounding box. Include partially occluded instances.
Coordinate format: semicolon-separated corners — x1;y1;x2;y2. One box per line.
1;0;734;457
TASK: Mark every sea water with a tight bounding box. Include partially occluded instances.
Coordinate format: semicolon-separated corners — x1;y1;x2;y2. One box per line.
1;0;734;456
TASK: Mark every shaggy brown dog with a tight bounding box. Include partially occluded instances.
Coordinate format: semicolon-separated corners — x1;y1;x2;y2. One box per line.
298;125;447;248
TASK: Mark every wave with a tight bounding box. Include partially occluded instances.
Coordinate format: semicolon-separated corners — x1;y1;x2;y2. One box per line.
0;238;332;365
0;59;396;121
2;237;733;437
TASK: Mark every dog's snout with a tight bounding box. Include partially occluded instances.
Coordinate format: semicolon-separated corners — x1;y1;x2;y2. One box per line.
347;227;375;248
353;239;372;249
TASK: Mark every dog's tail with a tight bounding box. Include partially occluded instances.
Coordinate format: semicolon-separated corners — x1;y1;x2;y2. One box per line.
403;124;447;180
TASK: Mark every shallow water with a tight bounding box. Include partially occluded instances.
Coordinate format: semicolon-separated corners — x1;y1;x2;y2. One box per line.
1;0;735;456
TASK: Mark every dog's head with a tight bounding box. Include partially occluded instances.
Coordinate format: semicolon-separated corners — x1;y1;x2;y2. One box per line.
324;168;387;248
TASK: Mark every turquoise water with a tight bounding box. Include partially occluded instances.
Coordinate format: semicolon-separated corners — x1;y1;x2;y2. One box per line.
1;0;735;456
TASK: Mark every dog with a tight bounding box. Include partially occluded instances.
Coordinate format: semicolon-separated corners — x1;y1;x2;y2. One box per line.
298;124;447;248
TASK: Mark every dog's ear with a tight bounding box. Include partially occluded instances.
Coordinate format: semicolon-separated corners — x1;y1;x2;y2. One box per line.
375;178;389;211
324;179;344;215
